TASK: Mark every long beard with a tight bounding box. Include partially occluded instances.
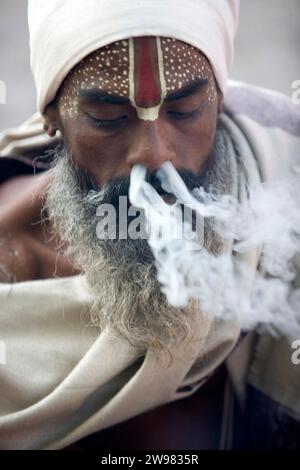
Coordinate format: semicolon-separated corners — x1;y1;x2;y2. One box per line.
43;120;235;358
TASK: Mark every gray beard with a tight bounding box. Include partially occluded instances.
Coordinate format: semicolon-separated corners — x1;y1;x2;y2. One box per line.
43;118;235;358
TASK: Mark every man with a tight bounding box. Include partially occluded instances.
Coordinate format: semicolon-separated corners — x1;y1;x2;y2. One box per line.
0;0;299;450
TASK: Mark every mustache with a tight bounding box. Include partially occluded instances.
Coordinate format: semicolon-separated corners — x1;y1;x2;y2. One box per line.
79;167;208;206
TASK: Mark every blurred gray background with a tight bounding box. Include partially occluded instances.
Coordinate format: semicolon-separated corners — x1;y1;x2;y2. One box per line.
0;0;299;132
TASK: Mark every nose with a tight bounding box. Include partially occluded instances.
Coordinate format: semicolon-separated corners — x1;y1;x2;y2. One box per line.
126;120;175;172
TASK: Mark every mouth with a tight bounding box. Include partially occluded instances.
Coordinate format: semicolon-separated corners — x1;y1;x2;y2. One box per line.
161;192;176;204
155;187;176;205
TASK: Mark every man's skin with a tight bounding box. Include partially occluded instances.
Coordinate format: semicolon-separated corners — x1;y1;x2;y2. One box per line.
0;172;80;282
0;37;227;448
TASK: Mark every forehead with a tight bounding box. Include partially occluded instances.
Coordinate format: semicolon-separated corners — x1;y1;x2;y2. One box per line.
59;37;216;120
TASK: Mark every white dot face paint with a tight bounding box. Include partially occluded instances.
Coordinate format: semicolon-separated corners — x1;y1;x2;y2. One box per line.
59;40;130;119
58;37;218;122
160;39;217;103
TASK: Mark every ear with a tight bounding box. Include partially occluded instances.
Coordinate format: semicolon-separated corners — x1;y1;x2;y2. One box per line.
43;101;60;137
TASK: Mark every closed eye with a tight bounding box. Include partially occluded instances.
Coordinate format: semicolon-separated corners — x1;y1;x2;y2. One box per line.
167;106;201;120
87;113;128;129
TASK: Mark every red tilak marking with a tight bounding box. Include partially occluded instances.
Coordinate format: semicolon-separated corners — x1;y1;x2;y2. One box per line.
135;37;161;107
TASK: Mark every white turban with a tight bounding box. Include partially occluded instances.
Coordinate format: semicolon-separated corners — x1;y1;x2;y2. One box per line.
28;0;239;114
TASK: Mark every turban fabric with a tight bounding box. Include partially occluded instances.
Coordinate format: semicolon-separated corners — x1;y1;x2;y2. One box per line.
28;0;240;114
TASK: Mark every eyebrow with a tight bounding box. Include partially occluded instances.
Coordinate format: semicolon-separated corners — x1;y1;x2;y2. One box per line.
165;78;209;102
79;78;208;106
79;89;130;105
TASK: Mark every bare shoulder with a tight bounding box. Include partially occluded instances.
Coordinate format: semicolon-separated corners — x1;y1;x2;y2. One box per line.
0;171;52;227
0;172;51;282
0;171;80;282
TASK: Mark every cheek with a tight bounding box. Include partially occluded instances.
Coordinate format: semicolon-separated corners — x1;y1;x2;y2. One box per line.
197;101;218;147
179;101;218;149
171;104;218;173
61;119;129;184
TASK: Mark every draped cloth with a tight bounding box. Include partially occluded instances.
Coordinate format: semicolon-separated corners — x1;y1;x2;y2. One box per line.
0;275;242;449
27;0;240;113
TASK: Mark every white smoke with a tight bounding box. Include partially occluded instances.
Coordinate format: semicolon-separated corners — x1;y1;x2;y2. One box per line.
129;162;300;339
